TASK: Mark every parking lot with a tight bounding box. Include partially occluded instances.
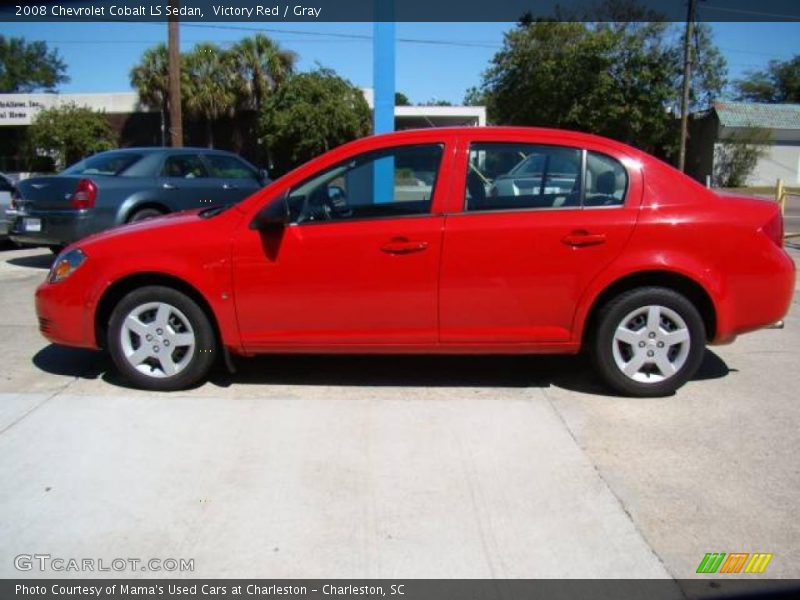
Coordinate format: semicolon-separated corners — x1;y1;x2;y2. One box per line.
0;244;798;586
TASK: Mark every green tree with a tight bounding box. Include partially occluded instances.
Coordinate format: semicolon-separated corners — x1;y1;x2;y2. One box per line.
129;43;171;141
713;128;771;187
0;35;69;92
259;68;371;175
472;17;726;156
735;55;800;103
182;43;237;147
27;102;115;169
230;34;296;112
394;92;411;106
463;86;486;106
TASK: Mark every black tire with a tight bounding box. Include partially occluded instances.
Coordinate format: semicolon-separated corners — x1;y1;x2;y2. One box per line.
128;207;165;223
591;287;706;397
107;286;216;391
48;245;65;255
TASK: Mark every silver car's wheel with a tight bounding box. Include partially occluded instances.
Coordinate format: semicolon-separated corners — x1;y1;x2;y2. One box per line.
592;287;706;397
108;286;216;390
120;301;196;378
611;305;690;383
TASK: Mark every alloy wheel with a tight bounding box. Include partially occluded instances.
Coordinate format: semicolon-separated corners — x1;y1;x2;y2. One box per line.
119;301;196;378
611;304;691;384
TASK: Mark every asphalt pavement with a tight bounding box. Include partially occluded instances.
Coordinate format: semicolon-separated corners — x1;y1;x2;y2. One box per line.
0;244;797;593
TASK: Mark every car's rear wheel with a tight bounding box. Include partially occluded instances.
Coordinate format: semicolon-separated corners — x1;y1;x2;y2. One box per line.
128;207;165;223
107;286;216;391
591;287;706;397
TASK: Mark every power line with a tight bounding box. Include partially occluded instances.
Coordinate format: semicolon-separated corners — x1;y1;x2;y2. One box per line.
146;21;503;48
701;4;800;20
33;39;372;45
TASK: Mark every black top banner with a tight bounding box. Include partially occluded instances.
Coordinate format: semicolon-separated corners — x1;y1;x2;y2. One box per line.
2;0;800;22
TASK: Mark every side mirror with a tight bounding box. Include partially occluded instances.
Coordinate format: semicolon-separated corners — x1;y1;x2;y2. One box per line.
250;193;289;230
258;168;270;186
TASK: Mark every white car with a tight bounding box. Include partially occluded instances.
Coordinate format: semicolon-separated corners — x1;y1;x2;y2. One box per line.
0;173;16;241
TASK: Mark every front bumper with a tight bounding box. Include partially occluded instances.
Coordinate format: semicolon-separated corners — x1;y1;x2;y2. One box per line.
35;269;100;350
9;209;96;246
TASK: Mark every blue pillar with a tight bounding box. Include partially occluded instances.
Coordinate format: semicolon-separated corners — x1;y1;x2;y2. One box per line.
373;5;395;203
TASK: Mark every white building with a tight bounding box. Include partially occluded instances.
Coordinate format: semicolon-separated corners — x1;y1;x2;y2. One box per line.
0;89;486;129
687;101;800;187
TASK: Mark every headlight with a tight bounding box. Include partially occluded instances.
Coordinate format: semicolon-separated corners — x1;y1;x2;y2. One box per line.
49;248;87;283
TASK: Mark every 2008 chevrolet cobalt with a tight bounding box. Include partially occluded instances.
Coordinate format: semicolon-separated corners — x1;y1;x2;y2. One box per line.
35;128;795;396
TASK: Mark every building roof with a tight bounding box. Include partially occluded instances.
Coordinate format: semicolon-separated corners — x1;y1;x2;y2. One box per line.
714;101;800;130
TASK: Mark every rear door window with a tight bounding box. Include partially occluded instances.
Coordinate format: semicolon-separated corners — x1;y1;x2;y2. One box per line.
466;143;582;211
162;155;209;179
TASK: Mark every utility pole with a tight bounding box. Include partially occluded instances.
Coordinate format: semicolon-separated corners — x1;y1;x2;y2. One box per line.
167;0;183;147
678;0;696;172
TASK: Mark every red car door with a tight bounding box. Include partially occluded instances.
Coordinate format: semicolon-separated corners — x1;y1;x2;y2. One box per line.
232;142;450;350
439;137;642;345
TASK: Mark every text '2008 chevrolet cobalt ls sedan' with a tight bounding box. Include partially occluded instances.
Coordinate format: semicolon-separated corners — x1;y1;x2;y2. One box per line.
34;127;795;396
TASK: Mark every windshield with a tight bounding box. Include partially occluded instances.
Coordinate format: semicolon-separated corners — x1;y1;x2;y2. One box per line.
62;152;143;176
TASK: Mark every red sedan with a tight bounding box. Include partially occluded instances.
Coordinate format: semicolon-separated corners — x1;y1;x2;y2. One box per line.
35;127;795;396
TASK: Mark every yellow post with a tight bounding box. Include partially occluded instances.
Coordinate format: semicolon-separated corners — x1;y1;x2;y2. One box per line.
776;178;785;215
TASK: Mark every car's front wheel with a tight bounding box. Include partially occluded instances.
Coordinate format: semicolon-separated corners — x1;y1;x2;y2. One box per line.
107;286;216;390
591;287;706;397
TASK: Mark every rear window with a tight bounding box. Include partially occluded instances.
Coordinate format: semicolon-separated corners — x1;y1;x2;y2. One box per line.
63;153;143;176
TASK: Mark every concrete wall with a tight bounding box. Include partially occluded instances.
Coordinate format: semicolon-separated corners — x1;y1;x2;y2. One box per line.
750;143;800;186
713;141;800;187
685;114;800;187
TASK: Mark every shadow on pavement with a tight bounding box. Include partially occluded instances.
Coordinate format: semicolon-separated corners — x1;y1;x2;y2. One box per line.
6;252;54;269
32;344;732;396
32;345;109;380
212;353;585;389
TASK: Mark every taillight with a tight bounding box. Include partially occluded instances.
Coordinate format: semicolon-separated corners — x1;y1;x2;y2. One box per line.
762;211;784;248
70;178;97;210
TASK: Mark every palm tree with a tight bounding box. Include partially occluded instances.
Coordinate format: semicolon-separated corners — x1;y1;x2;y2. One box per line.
230;34;296;112
182;43;237;148
129;44;169;144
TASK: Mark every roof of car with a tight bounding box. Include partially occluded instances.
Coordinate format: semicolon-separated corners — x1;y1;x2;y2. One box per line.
100;147;241;154
345;126;642;156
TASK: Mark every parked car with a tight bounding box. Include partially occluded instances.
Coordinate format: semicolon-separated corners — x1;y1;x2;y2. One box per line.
486;146;580;204
0;172;16;241
34;127;795;396
9;147;267;251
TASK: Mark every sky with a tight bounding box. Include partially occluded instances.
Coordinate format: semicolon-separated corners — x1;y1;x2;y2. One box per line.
3;21;800;104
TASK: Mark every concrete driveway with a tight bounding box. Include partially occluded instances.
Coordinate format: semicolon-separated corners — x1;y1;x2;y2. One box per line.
0;245;797;590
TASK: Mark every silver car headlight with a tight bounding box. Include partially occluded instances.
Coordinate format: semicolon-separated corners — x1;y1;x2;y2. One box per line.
49;248;87;283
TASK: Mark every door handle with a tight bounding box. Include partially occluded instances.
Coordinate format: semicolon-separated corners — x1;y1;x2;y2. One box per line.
561;230;606;247
381;238;429;255
162;183;177;190
222;183;238;190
